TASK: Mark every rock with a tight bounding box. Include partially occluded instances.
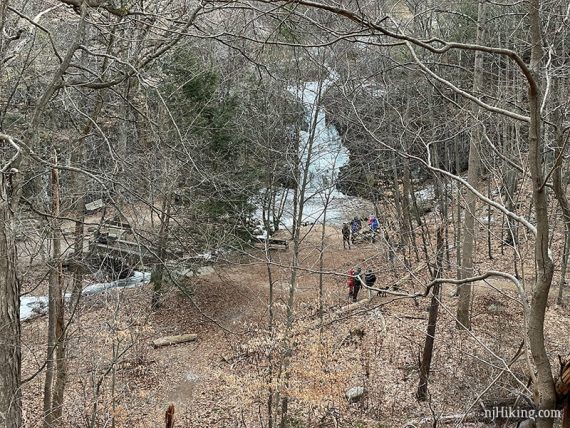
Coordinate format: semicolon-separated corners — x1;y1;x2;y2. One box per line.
345;386;366;402
197;266;215;276
85;199;104;213
185;371;200;382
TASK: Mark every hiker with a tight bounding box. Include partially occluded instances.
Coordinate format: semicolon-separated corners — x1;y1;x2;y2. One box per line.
350;217;361;243
367;215;379;243
349;266;362;302
355;217;362;231
342;223;351;249
368;215;379;233
364;268;377;291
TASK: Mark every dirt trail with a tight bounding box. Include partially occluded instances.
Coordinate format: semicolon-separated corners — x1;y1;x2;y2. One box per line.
20;218;570;427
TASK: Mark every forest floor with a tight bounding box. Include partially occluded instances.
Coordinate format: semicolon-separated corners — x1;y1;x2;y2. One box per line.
19;208;570;427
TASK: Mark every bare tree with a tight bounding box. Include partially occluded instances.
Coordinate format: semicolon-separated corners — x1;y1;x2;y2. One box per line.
456;0;486;329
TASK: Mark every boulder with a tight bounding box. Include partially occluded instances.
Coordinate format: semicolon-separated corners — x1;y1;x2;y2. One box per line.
345;386;366;403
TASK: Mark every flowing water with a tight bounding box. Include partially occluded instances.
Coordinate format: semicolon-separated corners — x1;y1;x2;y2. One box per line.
255;74;371;232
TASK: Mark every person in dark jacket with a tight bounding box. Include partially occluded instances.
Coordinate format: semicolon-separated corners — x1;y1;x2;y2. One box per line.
350;217;362;243
364;269;377;289
342;223;351;249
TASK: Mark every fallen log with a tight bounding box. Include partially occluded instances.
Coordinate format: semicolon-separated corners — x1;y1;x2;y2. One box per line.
152;334;197;348
338;298;371;314
85;198;104;213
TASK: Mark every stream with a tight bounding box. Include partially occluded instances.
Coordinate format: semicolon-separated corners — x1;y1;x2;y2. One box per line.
20;271;151;321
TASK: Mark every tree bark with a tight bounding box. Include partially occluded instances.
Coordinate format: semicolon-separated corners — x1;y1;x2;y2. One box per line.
151;196;171;310
0;155;21;428
527;1;556;426
279;78;324;428
551;79;570;306
0;6;22;426
454;137;462;281
457;0;486;329
152;334;197;348
44;160;65;427
417;226;444;401
402;154;418;264
392;153;407;267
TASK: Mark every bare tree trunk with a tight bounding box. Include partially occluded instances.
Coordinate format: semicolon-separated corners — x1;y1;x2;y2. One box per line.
527;1;556;426
262;183;277;427
70;92;104;306
417;226;444;401
559;227;569;305
551;79;570;306
443;143;451;268
402;158;419;263
44;158;65;427
151;196;171;310
487;178;493;260
457;0;486;329
0;5;22;426
318;207;328;335
454;138;462;281
409;168;432;272
0;142;21;427
392;153;408;268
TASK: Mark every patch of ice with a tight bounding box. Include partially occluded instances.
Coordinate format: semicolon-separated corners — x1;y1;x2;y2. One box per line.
20;296;48;321
21;271;152;321
415;185;435;202
478;216;495;224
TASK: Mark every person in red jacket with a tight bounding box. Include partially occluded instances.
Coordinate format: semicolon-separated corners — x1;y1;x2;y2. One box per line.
347;267;362;302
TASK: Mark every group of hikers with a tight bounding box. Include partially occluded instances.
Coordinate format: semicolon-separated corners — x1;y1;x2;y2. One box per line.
341;214;384;302
346;266;377;302
341;214;379;249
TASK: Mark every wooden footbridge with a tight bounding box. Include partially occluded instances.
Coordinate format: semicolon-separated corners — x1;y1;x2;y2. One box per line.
86;218;181;277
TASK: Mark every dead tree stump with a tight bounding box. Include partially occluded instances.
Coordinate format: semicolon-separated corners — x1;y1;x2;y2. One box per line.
165;404;175;428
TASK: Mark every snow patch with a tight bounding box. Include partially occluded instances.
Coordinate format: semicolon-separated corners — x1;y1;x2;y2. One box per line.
21;271;152;321
20;296;49;321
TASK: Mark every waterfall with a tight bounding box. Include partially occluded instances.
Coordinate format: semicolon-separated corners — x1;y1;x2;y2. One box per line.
289;75;349;194
254;74;358;233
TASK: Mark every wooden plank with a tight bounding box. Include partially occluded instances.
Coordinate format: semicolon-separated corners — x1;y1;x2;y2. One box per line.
104;219;131;229
152;334;197;348
92;242;151;258
90;237;181;263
